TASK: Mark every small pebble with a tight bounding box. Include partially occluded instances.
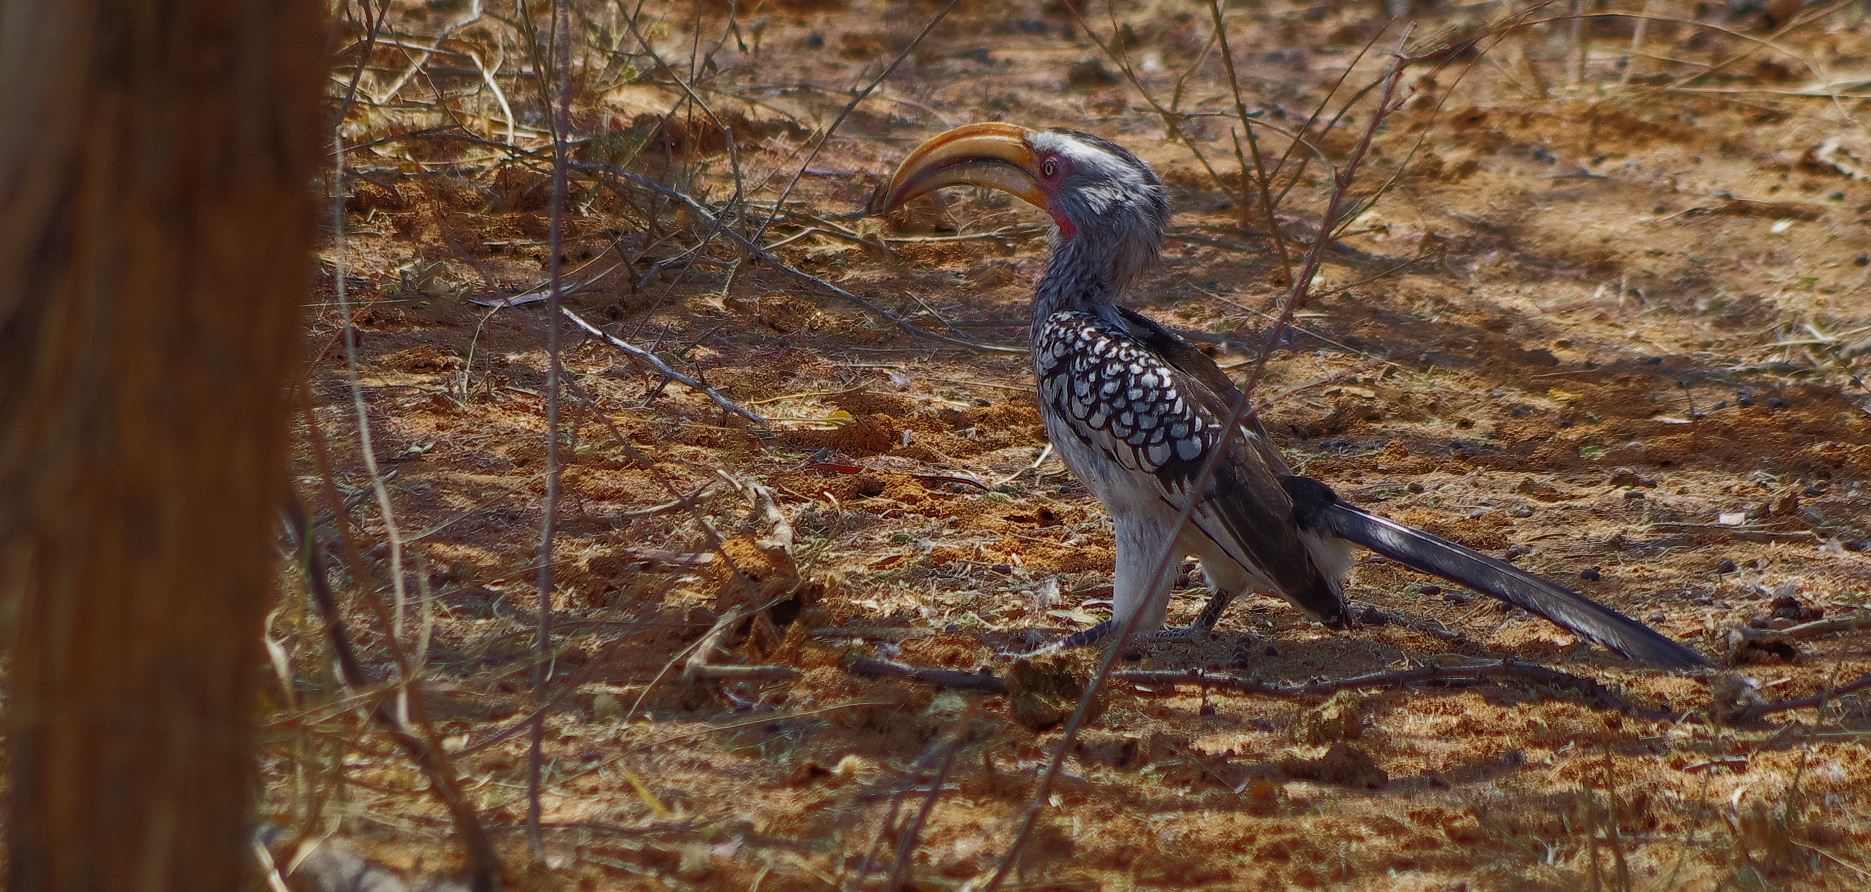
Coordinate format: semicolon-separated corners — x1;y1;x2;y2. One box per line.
1580;567;1602;581
1505;544;1533;561
1407;481;1426;494
1768;396;1787;409
1717;558;1739;574
1624;490;1647;500
1511;505;1534;518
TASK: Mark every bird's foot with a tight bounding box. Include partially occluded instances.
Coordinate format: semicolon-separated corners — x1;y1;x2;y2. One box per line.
997;620;1116;659
999;619;1230;659
1150;625;1218;642
1150;594;1228;643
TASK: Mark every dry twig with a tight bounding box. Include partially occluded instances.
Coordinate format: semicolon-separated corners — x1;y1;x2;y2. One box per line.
1736;613;1871;644
526;0;574;857
682;654;1667;720
317;4;502;884
561;307;768;425
1728;673;1871;723
1117;660;1668;719
282;498;503;890
1208;0;1294;283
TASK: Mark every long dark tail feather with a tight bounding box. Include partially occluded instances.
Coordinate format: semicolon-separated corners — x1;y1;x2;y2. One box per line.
1315;501;1709;670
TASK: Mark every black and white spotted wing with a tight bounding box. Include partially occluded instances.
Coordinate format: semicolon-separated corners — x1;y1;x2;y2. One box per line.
1033;310;1346;620
1034;311;1216;481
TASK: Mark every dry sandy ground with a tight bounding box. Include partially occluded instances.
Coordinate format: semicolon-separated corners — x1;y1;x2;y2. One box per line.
279;1;1871;888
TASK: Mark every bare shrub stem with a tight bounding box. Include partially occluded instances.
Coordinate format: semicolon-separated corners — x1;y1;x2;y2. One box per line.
527;0;575;859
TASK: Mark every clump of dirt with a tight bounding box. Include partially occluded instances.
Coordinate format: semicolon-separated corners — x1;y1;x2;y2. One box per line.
1005;651;1102;731
1294;691;1367;744
1276;742;1390;789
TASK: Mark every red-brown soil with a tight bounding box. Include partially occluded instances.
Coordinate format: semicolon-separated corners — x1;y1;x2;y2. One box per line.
279;2;1871;888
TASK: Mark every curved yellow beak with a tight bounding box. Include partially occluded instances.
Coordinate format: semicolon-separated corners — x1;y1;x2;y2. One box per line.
875;122;1046;214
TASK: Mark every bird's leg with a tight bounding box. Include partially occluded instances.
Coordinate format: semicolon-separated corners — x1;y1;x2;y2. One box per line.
1001;515;1175;658
1153;589;1235;641
1152;554;1249;640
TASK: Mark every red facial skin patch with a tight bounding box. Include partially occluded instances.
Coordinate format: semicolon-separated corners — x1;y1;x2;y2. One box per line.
1050;209;1077;240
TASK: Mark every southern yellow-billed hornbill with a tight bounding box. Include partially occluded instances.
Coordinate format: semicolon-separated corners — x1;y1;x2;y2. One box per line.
877;123;1707;670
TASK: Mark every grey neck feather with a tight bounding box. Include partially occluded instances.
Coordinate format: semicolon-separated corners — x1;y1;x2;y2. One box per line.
1030;221;1160;333
1033;237;1115;322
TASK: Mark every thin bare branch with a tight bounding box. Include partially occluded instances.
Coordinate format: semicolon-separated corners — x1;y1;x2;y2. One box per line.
527;0;575;858
282;498;503;890
1729;673;1871;722
1119;660;1668;719
672;655;1666;721
331;0;414;689
1241;42;1410;402
886;714;971;891
561;307;768;425
1208;0;1294;284
848;737;954;890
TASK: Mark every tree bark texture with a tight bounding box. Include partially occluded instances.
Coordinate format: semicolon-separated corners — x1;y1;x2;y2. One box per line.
0;1;325;888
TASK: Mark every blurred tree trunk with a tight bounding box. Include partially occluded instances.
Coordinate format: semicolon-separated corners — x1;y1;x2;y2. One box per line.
0;1;324;888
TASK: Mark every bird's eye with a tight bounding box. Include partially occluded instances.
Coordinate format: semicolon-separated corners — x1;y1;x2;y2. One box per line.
1041;158;1058;179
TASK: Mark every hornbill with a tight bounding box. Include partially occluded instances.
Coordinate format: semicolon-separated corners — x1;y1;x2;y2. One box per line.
875;123;1708;671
